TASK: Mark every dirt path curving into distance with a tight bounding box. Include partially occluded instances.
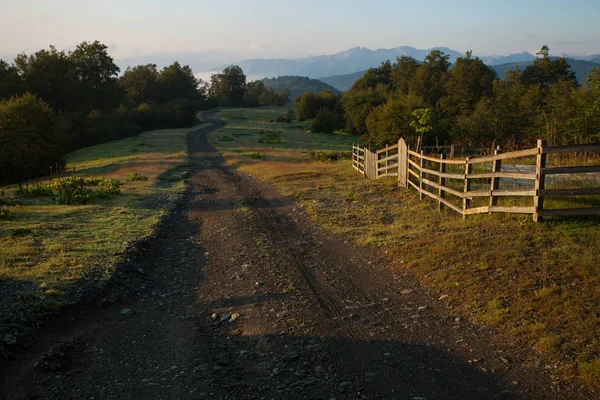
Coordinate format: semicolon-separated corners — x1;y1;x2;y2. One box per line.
0;114;589;399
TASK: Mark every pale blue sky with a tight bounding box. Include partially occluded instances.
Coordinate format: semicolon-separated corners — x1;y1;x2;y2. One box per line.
1;0;599;60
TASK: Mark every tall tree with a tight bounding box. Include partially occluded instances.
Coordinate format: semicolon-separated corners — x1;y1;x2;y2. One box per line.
210;65;247;107
14;46;81;112
119;64;160;105
521;46;578;89
0;60;24;100
156;62;200;103
70;41;121;111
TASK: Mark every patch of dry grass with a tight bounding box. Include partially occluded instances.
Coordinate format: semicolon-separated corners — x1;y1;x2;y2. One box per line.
213;107;600;388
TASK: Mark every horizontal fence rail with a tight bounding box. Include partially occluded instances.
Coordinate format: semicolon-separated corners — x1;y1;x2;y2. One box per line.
351;139;600;221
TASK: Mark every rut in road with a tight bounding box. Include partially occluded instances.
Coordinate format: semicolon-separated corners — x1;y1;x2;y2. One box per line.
1;119;586;400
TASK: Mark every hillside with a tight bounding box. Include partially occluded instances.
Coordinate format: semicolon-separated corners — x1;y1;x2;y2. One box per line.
262;76;340;100
320;70;367;91
493;58;600;84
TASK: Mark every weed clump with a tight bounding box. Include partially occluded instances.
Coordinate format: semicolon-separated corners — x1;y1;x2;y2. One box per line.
245;152;263;159
259;132;282;144
125;172;149;182
0;206;10;219
15;176;123;205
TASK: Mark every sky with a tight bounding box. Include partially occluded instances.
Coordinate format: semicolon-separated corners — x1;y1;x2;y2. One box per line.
1;0;599;63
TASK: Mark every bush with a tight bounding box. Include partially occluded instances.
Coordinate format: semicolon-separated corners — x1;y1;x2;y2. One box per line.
311;108;342;134
125;172;148;181
245;152;262;159
276;109;294;123
259;132;282;144
0;207;10;219
0;93;67;185
309;151;353;162
16;184;54;197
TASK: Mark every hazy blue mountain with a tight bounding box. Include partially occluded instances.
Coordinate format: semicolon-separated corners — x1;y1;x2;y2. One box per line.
319;70;368;91
480;52;535;65
493;58;600;84
565;54;600;62
211;46;465;79
261;76;340;101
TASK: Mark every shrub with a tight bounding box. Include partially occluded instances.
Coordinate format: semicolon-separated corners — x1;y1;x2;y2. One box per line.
259;132;282;144
16;184;54;197
245;152;262;159
311;108;342;134
309;151;352;162
0;207;10;219
125;172;148;181
276;109;294;123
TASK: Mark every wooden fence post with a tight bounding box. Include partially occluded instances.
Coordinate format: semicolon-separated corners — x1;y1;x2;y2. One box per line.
533;139;547;222
398;138;408;188
450;144;455;159
419;151;425;201
462;158;472;219
439;153;446;211
489;146;502;213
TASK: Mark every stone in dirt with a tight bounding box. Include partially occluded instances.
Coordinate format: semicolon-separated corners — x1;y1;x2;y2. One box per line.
230;313;240;322
120;308;134;315
439;294;449;300
219;313;231;322
401;289;413;295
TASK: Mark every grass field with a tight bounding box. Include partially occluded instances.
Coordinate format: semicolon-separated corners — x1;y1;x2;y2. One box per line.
0;125;205;313
212;107;600;387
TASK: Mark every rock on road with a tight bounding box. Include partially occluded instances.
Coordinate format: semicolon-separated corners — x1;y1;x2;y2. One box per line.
0;117;588;400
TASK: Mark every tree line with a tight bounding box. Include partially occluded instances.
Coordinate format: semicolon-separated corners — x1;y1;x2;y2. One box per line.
0;43;289;185
291;46;600;148
339;46;600;148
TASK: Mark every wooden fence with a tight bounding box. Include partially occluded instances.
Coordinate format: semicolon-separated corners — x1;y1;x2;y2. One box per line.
352;139;600;221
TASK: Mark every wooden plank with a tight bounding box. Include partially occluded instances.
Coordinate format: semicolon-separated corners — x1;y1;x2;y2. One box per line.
408;168;420;180
539;208;600;217
540;188;600;197
408;158;422;171
542;165;600;175
408;179;464;214
467;171;537;180
377;164;399;172
543;143;600;154
419;151;426;201
378;173;399;178
376;144;399;154
398;138;408;188
533;139;548;222
467;148;539;164
421;166;465;180
407;150;466;164
439;154;446;211
466;189;536;197
490;146;502;211
464;206;490;215
421;177;465;198
378;154;399;163
463;160;472;219
491;206;536;214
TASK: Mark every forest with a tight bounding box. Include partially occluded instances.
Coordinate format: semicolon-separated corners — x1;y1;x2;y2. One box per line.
339;46;600;148
0;43;288;185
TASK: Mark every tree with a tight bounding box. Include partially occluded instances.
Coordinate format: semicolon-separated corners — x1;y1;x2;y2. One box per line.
119;64;160;105
156;62;200;103
364;92;425;145
14;46;81;112
0;60;24;100
70;41;121;111
410;108;433;148
0;93;67;185
295;92;322;120
521;45;577;89
276;88;290;106
245;80;266;107
440;51;497;116
210;65;247;106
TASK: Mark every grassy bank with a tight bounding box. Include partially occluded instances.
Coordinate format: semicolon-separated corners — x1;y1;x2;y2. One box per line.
0;125;205;320
212;107;600;388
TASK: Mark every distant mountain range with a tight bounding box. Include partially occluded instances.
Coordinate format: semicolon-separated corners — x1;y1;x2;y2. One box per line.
209;45;600;82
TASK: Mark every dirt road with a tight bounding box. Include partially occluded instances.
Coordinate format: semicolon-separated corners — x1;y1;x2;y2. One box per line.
0;118;588;399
